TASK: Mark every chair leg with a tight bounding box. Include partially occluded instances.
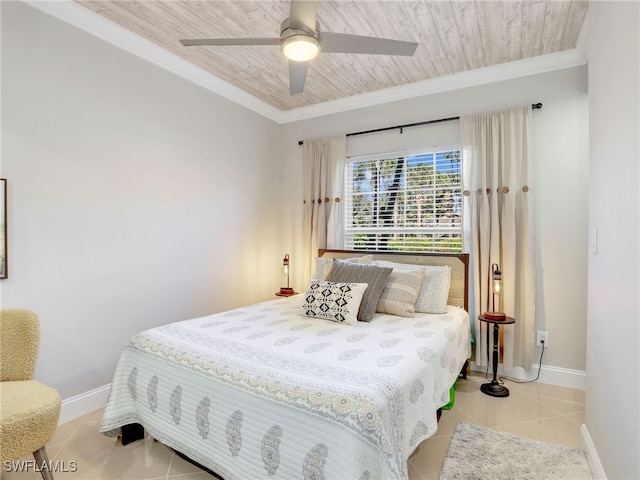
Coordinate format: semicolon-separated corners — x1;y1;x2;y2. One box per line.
33;446;54;480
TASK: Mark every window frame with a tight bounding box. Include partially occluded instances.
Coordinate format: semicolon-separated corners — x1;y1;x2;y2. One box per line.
344;146;463;253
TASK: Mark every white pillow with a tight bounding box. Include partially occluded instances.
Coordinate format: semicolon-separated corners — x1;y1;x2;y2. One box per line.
416;265;451;314
375;267;425;317
313;255;373;280
301;279;369;326
371;260;451;314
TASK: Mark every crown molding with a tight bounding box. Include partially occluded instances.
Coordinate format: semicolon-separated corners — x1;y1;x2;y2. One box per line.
279;48;588;123
25;0;588;125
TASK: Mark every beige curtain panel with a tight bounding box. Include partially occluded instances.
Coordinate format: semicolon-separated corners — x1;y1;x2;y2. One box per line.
461;106;536;371
301;136;347;283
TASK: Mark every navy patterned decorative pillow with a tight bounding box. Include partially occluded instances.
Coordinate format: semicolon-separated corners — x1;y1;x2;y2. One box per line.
301;280;369;325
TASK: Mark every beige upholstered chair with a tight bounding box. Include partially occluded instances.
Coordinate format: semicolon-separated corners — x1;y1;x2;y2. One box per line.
0;309;62;480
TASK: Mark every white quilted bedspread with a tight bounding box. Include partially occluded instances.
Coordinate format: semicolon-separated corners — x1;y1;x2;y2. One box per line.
100;296;470;480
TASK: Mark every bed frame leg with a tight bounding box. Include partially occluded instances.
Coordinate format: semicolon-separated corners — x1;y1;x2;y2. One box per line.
121;423;145;445
459;360;468;379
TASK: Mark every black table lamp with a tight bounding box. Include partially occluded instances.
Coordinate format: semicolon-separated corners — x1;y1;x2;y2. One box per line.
484;263;505;321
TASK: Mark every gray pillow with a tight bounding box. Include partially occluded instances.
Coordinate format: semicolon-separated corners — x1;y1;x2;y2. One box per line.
325;259;392;322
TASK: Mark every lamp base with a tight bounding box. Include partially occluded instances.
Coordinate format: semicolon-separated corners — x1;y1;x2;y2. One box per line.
483;311;506;321
278;287;294;295
480;381;510;397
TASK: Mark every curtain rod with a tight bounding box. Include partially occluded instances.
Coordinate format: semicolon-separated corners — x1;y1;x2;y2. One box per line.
297;102;542;145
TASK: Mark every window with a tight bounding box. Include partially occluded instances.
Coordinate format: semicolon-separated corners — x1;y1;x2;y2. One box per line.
344;149;462;253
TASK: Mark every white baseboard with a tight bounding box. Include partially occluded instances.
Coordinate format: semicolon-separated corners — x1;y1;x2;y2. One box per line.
59;384;111;425
581;424;607;479
470;362;586;390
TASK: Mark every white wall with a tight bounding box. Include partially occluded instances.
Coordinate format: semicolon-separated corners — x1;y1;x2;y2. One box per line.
1;2;283;399
280;67;589;375
586;2;640;479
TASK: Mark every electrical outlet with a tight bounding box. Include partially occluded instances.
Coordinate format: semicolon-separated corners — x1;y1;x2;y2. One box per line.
536;331;549;348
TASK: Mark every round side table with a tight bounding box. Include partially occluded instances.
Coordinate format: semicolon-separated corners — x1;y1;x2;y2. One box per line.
478;314;515;397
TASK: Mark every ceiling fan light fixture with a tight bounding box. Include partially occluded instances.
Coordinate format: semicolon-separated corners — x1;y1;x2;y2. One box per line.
282;34;320;62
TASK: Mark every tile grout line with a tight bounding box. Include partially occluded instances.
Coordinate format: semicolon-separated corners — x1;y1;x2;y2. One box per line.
561;411;586;427
491;412;582;432
165;451;175;480
49;416;88;462
517;391;586;409
408;457;428;480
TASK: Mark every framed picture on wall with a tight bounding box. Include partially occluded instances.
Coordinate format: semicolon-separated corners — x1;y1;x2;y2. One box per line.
1;178;6;279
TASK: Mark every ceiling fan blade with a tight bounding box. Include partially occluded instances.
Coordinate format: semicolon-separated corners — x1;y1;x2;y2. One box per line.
289;60;309;95
180;38;280;47
319;32;418;56
289;0;318;32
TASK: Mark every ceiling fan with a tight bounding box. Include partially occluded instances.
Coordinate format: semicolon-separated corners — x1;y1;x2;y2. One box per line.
179;0;418;95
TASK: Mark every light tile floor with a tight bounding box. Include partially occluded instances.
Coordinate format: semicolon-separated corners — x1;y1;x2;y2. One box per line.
2;372;585;480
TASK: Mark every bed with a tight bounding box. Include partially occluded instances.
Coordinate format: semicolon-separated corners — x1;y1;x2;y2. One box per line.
99;250;470;480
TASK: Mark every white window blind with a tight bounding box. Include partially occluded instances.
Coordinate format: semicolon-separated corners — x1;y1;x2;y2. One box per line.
344;149;462;253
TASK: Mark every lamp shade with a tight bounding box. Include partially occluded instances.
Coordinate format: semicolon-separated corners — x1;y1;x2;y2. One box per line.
282;35;320;62
492;264;502;294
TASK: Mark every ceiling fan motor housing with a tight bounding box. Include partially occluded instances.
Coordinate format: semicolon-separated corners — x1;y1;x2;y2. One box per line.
280;17;319;37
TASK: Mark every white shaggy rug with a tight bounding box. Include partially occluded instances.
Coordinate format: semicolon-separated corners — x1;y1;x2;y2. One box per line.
439;422;593;480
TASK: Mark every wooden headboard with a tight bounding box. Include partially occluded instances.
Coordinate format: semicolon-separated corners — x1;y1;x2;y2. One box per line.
319;250;469;312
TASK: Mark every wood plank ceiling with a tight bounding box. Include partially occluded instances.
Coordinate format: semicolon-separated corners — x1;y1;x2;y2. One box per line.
75;1;588;111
